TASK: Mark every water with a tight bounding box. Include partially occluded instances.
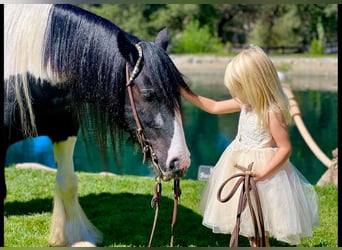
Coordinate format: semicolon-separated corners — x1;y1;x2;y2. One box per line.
181;82;337;184
5;72;337;185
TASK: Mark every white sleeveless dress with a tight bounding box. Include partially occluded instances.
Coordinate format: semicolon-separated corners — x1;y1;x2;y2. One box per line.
199;105;319;245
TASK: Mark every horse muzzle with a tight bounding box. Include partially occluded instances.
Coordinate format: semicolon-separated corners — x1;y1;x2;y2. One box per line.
161;154;191;181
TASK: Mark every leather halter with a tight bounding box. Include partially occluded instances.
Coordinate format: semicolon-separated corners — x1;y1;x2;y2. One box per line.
125;43;181;247
125;42;164;178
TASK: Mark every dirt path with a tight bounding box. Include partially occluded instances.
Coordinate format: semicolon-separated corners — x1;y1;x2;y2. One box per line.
171;55;338;91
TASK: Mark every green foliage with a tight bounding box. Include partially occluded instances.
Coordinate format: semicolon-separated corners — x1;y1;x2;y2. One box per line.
79;4;158;41
310;39;324;55
172;21;224;54
148;4;201;37
77;4;337;55
249;5;302;47
4;167;337;247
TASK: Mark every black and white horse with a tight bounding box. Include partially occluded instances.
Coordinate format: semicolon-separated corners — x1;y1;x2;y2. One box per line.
3;4;192;246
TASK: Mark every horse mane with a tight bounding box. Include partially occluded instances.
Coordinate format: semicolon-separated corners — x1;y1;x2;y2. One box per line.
7;4;191;166
42;5;144;160
5;4;53;138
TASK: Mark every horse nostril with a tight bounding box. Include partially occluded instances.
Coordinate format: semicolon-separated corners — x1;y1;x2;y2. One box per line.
169;158;180;170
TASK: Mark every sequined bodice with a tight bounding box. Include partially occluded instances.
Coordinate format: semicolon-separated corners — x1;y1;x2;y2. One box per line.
233;106;272;150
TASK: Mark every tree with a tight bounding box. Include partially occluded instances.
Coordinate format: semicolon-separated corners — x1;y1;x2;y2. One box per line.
171;20;224;53
295;4;337;54
78;4;337;54
247;5;296;48
79;4;164;40
216;4;259;46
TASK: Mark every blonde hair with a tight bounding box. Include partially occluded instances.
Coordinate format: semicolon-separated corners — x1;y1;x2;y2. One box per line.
224;45;291;129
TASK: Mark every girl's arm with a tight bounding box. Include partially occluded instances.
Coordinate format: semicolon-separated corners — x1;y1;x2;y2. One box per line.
180;87;241;114
254;111;292;181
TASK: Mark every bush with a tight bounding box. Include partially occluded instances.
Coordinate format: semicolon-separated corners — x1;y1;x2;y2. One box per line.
171;20;224;54
310;39;324;55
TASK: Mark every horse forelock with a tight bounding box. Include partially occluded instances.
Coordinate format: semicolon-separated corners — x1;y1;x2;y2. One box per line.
141;42;187;113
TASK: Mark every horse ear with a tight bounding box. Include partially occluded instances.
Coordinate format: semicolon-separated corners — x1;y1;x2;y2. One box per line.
117;30;138;66
155;27;168;50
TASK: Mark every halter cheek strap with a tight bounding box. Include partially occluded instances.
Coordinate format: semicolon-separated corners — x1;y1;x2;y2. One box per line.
126;43;143;86
125;42;182;247
125;43;164;179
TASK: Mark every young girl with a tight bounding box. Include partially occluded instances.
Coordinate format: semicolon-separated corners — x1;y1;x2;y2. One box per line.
181;45;319;246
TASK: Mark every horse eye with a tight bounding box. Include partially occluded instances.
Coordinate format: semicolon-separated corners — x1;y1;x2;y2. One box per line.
141;89;156;101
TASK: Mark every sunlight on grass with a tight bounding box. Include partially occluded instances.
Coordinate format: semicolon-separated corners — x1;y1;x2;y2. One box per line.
5;214;50;246
4;167;337;247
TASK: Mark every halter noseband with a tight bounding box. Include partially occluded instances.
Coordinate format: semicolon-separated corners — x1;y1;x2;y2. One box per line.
125;42;164;179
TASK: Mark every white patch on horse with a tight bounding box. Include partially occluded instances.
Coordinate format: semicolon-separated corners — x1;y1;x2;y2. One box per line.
5;5;52;80
166;112;191;170
154;112;164;128
50;136;101;246
5;5;56;137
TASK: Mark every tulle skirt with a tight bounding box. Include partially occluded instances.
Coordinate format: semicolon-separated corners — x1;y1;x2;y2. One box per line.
199;144;319;245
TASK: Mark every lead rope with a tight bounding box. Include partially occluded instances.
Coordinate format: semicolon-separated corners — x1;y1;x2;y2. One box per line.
148;178;181;247
170;178;181;247
217;163;266;247
148;177;162;247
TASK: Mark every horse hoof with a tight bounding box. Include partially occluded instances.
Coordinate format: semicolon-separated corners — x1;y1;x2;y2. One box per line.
71;241;96;247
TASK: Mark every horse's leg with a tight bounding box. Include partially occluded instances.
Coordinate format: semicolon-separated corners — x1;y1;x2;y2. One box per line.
49;136;102;246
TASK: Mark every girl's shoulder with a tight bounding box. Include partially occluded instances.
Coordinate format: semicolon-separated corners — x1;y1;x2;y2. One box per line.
267;105;287;128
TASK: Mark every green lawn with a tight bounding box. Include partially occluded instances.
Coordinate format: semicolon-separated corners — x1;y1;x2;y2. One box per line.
4;166;337;247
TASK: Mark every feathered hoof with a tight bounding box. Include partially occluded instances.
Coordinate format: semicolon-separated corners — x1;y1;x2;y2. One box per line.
71;241;97;247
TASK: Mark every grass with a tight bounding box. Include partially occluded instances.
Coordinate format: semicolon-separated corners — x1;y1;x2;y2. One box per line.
4;166;337;247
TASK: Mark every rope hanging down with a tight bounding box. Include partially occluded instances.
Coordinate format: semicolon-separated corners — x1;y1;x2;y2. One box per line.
148;177;162;247
217;162;267;247
148;178;181;247
170;179;181;247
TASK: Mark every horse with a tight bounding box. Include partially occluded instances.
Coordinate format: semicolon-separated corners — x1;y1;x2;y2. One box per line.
3;4;192;246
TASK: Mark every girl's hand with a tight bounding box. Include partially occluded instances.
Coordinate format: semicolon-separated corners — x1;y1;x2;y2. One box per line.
252;111;292;182
245;171;260;182
246;170;267;182
254;172;266;182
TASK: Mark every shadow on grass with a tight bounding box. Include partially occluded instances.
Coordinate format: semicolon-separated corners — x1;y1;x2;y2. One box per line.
5;192;289;247
5;198;53;216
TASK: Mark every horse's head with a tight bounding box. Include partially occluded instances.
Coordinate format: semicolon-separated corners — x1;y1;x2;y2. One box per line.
118;29;191;181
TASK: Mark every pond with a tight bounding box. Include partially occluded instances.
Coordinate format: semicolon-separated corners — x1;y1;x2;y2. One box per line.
5;71;337;185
